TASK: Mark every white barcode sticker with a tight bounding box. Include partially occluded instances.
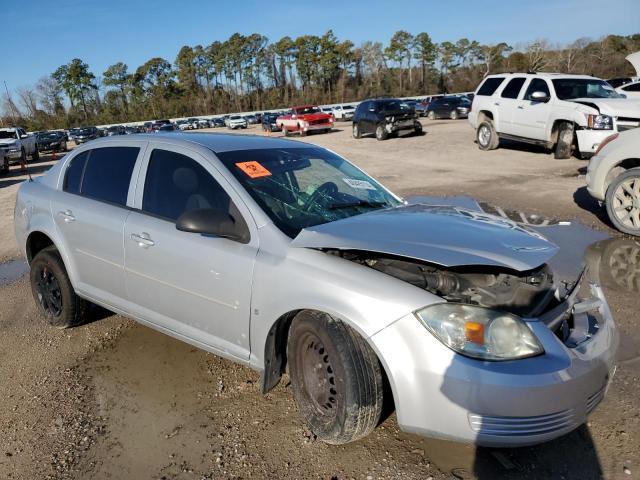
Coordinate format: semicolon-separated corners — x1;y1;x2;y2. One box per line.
343;178;376;190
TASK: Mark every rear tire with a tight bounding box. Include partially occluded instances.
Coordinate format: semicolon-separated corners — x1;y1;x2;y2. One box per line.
414;122;423;135
554;122;574;159
288;311;384;444
477;121;499;151
375;124;388;141
32;148;39;161
1;156;8;175
352;123;361;139
30;247;88;328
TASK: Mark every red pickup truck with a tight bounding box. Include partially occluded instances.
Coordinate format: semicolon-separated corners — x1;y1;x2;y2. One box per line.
276;105;334;136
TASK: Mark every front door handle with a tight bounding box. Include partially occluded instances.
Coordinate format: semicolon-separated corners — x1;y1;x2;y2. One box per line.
130;232;155;248
494;102;500;106
58;210;75;223
517;105;524;109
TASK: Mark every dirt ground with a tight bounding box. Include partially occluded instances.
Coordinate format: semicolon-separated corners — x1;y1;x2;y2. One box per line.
0;120;638;480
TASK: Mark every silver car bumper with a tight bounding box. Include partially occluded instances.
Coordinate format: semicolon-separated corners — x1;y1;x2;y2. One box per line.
371;282;618;447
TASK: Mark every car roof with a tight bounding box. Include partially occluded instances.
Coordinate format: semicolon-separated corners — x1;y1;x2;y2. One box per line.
80;132;315;153
484;72;600;81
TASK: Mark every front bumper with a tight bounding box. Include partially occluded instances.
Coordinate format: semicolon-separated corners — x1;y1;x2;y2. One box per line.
385;119;419;133
576;129;614;154
301;122;333;132
0;148;22;160
370;283;618;447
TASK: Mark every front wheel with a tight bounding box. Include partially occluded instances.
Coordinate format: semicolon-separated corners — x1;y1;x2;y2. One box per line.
375;124;388;141
30;247;88;328
288;311;384;444
555;122;574;159
352;123;361;139
450;110;458;120
605;168;640;236
427;111;436;120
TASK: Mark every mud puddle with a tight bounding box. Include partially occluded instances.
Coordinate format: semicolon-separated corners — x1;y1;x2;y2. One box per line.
0;258;28;285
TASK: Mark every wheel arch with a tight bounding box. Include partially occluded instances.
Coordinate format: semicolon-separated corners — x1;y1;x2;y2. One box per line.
26;230;56;263
260;308;398;413
604;159;640;194
549;118;576;146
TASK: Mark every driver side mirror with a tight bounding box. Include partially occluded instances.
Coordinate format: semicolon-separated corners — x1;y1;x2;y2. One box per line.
176;208;249;243
530;91;550;103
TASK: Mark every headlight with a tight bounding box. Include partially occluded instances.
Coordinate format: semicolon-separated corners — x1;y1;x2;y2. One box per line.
414;304;544;361
587;114;613;130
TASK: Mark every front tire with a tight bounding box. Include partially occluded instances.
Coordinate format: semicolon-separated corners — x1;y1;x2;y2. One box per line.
288;311;384;445
427;111;436;120
477;120;499;150
554;122;574;159
32;148;39;161
30;247;88;328
450;110;458;120
605;168;640;236
414;121;423;135
375;124;388;141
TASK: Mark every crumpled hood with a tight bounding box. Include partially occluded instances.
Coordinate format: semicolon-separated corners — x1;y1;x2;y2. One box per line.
291;204;559;271
569;97;640;117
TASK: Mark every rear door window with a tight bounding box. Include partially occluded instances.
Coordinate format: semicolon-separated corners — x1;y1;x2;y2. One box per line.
501;78;527;99
477;77;505;96
79;147;139;206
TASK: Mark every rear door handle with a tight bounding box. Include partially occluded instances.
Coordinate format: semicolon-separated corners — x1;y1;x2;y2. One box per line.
58;210;75;223
494;102;500;106
130;232;155;248
517;105;524;109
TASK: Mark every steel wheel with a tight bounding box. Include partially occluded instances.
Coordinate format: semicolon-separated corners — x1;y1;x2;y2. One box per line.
611;176;640;231
34;265;63;318
297;331;338;419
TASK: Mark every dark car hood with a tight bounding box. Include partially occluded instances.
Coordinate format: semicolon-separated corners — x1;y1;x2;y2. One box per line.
291;204;558;271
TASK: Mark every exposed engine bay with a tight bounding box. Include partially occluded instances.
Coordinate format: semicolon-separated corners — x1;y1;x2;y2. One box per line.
329;250;558;317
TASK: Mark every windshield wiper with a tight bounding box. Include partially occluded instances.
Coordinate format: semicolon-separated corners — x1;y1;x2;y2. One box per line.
328;200;388;210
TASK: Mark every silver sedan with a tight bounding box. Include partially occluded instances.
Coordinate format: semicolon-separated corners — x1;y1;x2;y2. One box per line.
14;133;618;447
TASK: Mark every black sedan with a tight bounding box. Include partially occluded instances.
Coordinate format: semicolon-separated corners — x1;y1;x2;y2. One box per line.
425;96;470;120
36;131;68;152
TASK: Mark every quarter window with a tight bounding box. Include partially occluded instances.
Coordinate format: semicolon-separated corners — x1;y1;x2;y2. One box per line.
476;77;505;96
524;78;551;100
501;78;526;99
80;147;139;205
63;151;89;194
142;149;232;222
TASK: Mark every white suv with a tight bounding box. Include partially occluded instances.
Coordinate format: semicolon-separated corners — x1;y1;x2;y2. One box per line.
468;73;640;159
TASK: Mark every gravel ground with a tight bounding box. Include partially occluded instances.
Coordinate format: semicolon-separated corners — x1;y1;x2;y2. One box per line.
0;120;638;480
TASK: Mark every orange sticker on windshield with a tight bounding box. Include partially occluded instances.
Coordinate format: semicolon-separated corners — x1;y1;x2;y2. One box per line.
235;161;272;178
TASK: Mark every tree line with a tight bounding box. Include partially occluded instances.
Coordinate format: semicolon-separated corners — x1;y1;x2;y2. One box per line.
2;31;639;130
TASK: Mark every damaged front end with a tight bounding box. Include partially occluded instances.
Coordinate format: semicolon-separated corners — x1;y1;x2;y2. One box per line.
327;249;609;350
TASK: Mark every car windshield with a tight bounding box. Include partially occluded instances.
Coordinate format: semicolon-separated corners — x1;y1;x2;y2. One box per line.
0;131;17;139
230;116;241;120
295;106;321;115
552;78;623;100
218;147;401;237
107;126;120;131
380;100;411;112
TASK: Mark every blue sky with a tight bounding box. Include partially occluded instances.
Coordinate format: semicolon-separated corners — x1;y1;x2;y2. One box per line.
2;0;638;90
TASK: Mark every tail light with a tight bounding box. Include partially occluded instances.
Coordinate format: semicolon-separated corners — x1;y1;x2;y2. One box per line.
594;133;619;155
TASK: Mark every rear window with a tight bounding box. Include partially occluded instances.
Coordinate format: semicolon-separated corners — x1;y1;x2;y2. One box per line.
79;147;139;206
501;78;526;99
476;77;505;96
